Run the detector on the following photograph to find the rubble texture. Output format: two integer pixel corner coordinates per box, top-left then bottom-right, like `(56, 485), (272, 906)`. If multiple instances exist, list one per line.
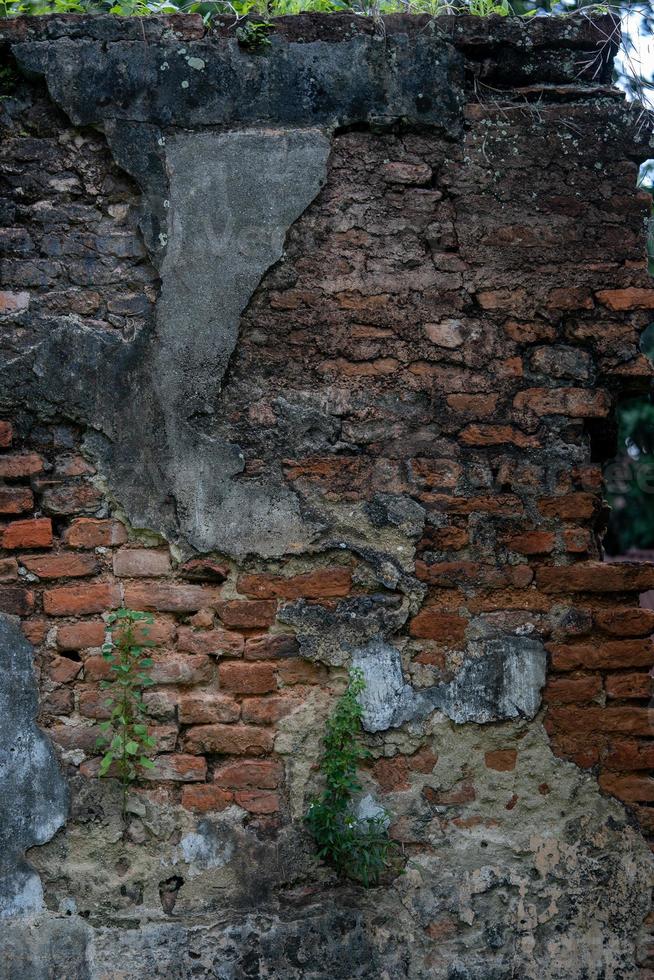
(0, 12), (654, 979)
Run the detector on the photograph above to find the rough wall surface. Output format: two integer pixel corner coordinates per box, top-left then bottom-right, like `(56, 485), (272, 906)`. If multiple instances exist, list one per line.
(1, 12), (654, 979)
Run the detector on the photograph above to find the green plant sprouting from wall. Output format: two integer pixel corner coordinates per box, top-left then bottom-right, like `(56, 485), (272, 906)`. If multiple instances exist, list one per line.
(96, 607), (157, 818)
(305, 667), (397, 887)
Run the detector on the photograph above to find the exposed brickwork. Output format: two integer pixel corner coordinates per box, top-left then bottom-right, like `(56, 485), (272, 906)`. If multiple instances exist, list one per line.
(1, 15), (654, 976)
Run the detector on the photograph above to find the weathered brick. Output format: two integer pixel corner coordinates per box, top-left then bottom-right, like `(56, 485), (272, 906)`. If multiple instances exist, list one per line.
(177, 626), (244, 657)
(504, 531), (555, 555)
(605, 673), (652, 700)
(183, 724), (273, 756)
(423, 781), (476, 805)
(604, 739), (654, 771)
(543, 675), (602, 703)
(219, 661), (277, 694)
(424, 320), (464, 348)
(277, 660), (328, 685)
(113, 548), (171, 577)
(0, 558), (18, 582)
(484, 749), (517, 772)
(178, 693), (240, 724)
(2, 517), (53, 549)
(0, 586), (34, 615)
(596, 288), (654, 310)
(181, 785), (234, 813)
(599, 772), (654, 803)
(216, 600), (277, 628)
(459, 425), (539, 448)
(546, 706), (654, 736)
(48, 655), (82, 684)
(409, 609), (467, 644)
(57, 620), (107, 650)
(41, 482), (103, 515)
(0, 452), (44, 477)
(180, 557), (230, 582)
(538, 563), (654, 594)
(234, 791), (280, 814)
(244, 633), (299, 661)
(142, 754), (207, 782)
(150, 654), (213, 686)
(43, 582), (121, 616)
(381, 161), (432, 185)
(214, 758), (282, 789)
(548, 640), (654, 671)
(241, 695), (298, 725)
(124, 582), (222, 613)
(0, 421), (12, 447)
(0, 487), (33, 514)
(63, 518), (127, 548)
(20, 553), (98, 579)
(514, 388), (610, 417)
(0, 290), (29, 314)
(594, 608), (654, 637)
(236, 567), (351, 600)
(537, 494), (597, 521)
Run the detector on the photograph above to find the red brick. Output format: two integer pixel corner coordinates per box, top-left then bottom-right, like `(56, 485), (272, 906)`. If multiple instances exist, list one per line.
(234, 791), (280, 814)
(219, 661), (277, 694)
(241, 695), (298, 725)
(216, 600), (277, 628)
(424, 527), (468, 550)
(21, 617), (47, 644)
(604, 739), (654, 770)
(459, 424), (539, 448)
(237, 567), (351, 600)
(594, 608), (654, 637)
(504, 531), (555, 555)
(214, 759), (282, 789)
(548, 640), (653, 671)
(543, 675), (602, 703)
(538, 563), (654, 594)
(177, 626), (243, 657)
(79, 688), (111, 719)
(596, 288), (654, 310)
(0, 421), (13, 447)
(277, 660), (328, 685)
(0, 452), (44, 477)
(20, 553), (98, 579)
(547, 287), (594, 310)
(48, 655), (82, 684)
(43, 582), (121, 616)
(150, 654), (212, 686)
(181, 785), (234, 813)
(446, 393), (497, 416)
(113, 548), (171, 577)
(605, 673), (652, 700)
(41, 483), (102, 515)
(484, 749), (517, 772)
(409, 458), (461, 489)
(563, 527), (592, 553)
(183, 724), (274, 756)
(81, 656), (111, 682)
(244, 633), (299, 660)
(0, 586), (34, 615)
(373, 756), (410, 792)
(142, 754), (206, 782)
(537, 494), (597, 520)
(547, 706), (654, 736)
(189, 608), (215, 629)
(514, 387), (610, 418)
(409, 609), (467, 644)
(0, 558), (17, 582)
(599, 772), (654, 803)
(476, 288), (527, 311)
(57, 620), (106, 650)
(124, 582), (222, 613)
(2, 517), (53, 549)
(178, 693), (240, 724)
(180, 558), (229, 582)
(0, 487), (33, 514)
(63, 518), (127, 548)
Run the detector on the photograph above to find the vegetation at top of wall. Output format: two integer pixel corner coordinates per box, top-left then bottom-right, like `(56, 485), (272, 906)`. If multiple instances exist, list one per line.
(96, 607), (157, 819)
(305, 667), (399, 887)
(0, 0), (618, 23)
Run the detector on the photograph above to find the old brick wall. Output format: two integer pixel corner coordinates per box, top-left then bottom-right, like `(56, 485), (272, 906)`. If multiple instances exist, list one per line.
(1, 12), (654, 979)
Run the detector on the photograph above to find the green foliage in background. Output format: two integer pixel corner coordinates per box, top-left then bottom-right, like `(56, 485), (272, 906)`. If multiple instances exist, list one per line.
(96, 608), (157, 818)
(605, 394), (654, 555)
(305, 667), (398, 887)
